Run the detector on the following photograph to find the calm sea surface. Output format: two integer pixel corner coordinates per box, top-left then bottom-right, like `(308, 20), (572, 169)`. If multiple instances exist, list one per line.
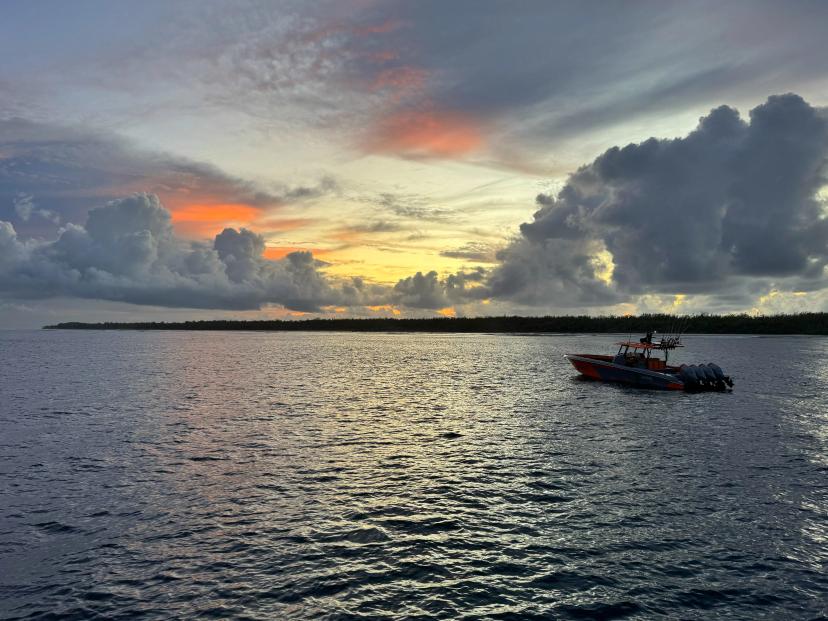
(0, 331), (826, 620)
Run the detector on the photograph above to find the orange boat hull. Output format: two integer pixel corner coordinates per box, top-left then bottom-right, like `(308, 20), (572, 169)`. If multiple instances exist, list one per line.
(566, 354), (685, 391)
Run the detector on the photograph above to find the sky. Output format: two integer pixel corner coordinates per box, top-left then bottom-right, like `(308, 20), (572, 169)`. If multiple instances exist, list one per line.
(1, 0), (828, 327)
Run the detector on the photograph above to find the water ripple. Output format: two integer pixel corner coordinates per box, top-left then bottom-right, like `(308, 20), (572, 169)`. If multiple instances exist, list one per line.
(1, 331), (826, 619)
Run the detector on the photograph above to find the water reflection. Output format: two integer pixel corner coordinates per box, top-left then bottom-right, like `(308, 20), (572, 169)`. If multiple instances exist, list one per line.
(1, 331), (826, 618)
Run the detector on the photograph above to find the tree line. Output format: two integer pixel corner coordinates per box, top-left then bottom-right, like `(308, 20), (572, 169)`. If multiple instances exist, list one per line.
(43, 313), (828, 334)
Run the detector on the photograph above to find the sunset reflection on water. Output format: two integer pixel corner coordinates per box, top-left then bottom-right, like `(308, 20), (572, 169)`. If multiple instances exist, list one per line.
(1, 331), (826, 618)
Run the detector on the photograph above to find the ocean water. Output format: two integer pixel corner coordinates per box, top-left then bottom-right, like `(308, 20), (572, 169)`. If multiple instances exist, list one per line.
(0, 330), (826, 620)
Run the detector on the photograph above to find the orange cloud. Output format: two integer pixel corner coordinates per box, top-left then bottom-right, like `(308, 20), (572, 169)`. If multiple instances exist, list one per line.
(368, 304), (401, 315)
(169, 202), (262, 236)
(437, 307), (457, 317)
(170, 203), (260, 223)
(367, 110), (484, 159)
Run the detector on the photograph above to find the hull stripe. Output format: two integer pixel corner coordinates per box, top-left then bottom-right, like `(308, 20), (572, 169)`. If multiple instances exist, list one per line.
(566, 355), (684, 391)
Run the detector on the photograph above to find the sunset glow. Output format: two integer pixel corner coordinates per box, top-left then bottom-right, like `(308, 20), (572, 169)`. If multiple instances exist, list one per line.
(1, 0), (827, 328)
(367, 110), (484, 158)
(3, 6), (828, 620)
(170, 203), (261, 236)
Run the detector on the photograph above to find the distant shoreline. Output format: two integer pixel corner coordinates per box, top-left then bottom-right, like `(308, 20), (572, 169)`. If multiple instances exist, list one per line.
(43, 313), (828, 335)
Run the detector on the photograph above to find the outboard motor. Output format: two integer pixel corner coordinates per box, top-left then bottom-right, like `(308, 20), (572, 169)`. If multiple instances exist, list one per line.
(699, 364), (716, 386)
(706, 363), (727, 391)
(707, 362), (725, 381)
(679, 364), (699, 390)
(690, 364), (707, 389)
(700, 364), (713, 389)
(679, 362), (734, 391)
(707, 362), (734, 389)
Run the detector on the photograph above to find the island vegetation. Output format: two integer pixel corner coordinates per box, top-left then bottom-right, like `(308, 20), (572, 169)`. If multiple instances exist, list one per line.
(43, 313), (828, 335)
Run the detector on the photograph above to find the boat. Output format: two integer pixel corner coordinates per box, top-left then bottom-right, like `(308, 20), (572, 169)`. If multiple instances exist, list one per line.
(565, 331), (733, 392)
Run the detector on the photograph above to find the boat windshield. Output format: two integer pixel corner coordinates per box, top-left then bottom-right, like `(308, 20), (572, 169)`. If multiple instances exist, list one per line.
(615, 339), (682, 365)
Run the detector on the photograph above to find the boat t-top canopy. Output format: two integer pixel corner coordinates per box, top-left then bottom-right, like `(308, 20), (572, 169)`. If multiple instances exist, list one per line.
(616, 340), (683, 350)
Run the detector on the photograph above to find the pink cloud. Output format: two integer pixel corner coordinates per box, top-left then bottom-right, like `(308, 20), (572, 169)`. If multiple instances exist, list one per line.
(365, 109), (485, 159)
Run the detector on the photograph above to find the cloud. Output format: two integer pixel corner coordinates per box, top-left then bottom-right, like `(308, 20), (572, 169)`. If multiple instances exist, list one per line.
(374, 192), (454, 221)
(439, 241), (499, 263)
(487, 236), (620, 307)
(4, 94), (827, 319)
(0, 193), (380, 312)
(356, 2), (828, 142)
(0, 189), (491, 316)
(392, 268), (487, 309)
(0, 118), (337, 239)
(365, 109), (484, 159)
(13, 193), (60, 224)
(283, 176), (340, 200)
(8, 1), (828, 182)
(369, 66), (429, 100)
(486, 94), (828, 307)
(140, 5), (417, 134)
(346, 220), (404, 234)
(391, 271), (447, 308)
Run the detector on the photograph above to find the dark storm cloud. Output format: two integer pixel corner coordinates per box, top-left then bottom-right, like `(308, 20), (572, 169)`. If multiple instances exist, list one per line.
(0, 193), (378, 312)
(487, 94), (828, 305)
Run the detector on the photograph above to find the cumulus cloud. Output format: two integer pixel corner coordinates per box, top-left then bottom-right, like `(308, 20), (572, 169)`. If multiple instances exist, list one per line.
(13, 193), (60, 225)
(0, 118), (336, 238)
(486, 94), (828, 307)
(0, 191), (490, 315)
(4, 95), (827, 318)
(0, 193), (380, 312)
(392, 268), (488, 309)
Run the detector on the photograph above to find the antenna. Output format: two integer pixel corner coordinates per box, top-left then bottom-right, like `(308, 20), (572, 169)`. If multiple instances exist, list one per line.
(676, 314), (691, 343)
